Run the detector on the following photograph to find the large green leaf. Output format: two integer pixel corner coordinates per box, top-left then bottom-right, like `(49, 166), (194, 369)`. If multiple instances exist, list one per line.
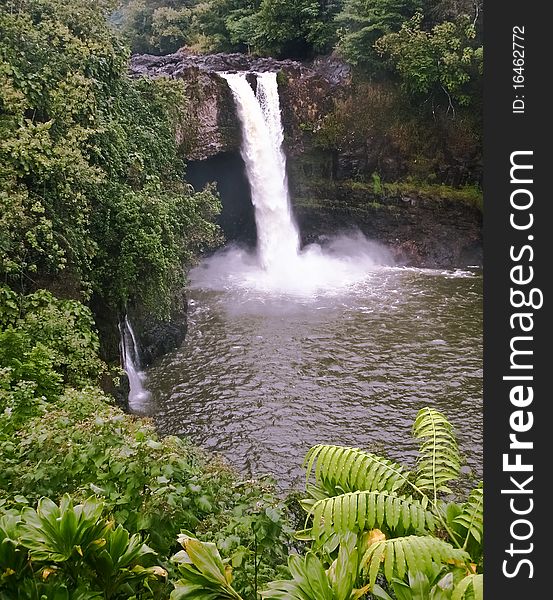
(362, 535), (470, 588)
(0, 513), (27, 574)
(412, 408), (461, 500)
(88, 524), (159, 592)
(304, 445), (410, 496)
(171, 536), (243, 599)
(308, 491), (435, 541)
(19, 495), (111, 562)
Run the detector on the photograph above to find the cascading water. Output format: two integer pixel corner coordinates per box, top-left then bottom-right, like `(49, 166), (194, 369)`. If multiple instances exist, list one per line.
(119, 316), (151, 411)
(220, 72), (300, 269)
(194, 71), (394, 295)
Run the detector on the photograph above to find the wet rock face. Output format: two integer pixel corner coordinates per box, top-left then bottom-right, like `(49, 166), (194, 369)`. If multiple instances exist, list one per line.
(93, 287), (188, 377)
(130, 51), (482, 270)
(137, 315), (188, 367)
(186, 152), (257, 246)
(174, 70), (241, 161)
(129, 51), (350, 162)
(126, 292), (188, 368)
(293, 189), (483, 269)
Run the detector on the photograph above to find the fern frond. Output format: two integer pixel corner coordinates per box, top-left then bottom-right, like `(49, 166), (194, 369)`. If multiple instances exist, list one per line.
(452, 574), (483, 600)
(454, 484), (483, 548)
(362, 535), (471, 588)
(309, 491), (435, 541)
(304, 444), (410, 496)
(412, 408), (461, 499)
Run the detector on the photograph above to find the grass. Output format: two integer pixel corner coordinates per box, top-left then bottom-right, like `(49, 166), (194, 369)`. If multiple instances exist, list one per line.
(382, 181), (483, 212)
(293, 177), (483, 213)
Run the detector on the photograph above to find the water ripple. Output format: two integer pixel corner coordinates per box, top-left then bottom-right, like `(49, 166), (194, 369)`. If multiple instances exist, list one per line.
(147, 268), (482, 490)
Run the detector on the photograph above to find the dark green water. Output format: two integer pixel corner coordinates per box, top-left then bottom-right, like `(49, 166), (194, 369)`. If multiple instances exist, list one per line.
(146, 265), (482, 490)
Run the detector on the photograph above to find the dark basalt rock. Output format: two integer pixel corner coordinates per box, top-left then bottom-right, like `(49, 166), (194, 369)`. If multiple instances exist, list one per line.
(292, 187), (482, 269)
(126, 292), (188, 368)
(306, 55), (352, 85)
(136, 313), (188, 367)
(129, 51), (347, 79)
(129, 51), (351, 163)
(92, 289), (188, 392)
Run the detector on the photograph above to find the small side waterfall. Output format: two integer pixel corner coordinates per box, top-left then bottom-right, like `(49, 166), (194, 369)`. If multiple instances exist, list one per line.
(119, 316), (151, 411)
(220, 72), (300, 270)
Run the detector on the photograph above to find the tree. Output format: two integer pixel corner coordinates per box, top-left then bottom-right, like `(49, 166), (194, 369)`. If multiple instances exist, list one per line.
(150, 5), (192, 53)
(190, 0), (340, 57)
(256, 0), (342, 57)
(335, 0), (422, 73)
(376, 13), (483, 111)
(0, 0), (221, 318)
(422, 0), (482, 26)
(188, 0), (259, 52)
(118, 0), (196, 54)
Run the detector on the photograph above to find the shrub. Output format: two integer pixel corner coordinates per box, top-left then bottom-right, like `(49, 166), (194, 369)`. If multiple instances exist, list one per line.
(6, 288), (104, 386)
(0, 494), (167, 598)
(0, 287), (105, 435)
(0, 386), (292, 575)
(171, 408), (484, 599)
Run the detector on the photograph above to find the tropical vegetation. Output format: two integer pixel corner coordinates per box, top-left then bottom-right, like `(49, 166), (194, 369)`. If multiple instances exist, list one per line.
(1, 388), (483, 598)
(168, 407), (484, 599)
(1, 0), (221, 320)
(1, 0), (483, 597)
(116, 0), (482, 109)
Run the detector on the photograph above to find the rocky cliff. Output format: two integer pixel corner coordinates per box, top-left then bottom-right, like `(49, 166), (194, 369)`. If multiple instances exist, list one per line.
(129, 52), (347, 161)
(129, 51), (482, 270)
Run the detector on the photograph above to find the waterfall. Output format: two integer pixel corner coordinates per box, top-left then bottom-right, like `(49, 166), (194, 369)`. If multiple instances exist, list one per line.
(195, 71), (393, 296)
(220, 72), (300, 270)
(119, 316), (151, 411)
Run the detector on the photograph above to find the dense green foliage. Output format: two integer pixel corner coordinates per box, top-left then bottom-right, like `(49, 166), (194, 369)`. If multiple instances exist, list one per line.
(0, 287), (102, 373)
(1, 0), (221, 319)
(0, 285), (105, 434)
(335, 0), (422, 72)
(0, 383), (292, 597)
(376, 13), (482, 109)
(0, 495), (167, 598)
(118, 0), (341, 57)
(163, 408), (484, 599)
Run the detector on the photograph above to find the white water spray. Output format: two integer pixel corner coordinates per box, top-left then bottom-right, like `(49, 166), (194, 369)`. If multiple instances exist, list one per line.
(119, 316), (151, 411)
(221, 72), (300, 269)
(195, 71), (394, 296)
